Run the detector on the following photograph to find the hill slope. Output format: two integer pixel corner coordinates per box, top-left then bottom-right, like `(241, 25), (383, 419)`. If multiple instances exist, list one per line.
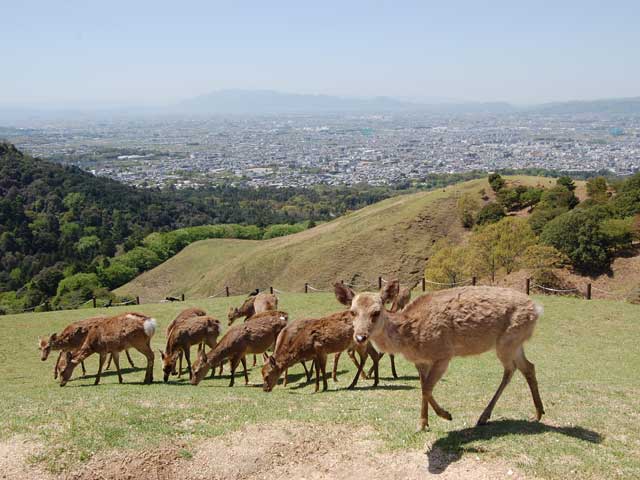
(119, 177), (548, 302)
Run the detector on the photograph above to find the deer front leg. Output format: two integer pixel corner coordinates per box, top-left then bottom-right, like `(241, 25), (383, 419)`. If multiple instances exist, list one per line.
(80, 360), (86, 377)
(347, 352), (364, 390)
(95, 352), (107, 385)
(111, 351), (123, 384)
(125, 349), (135, 368)
(105, 354), (112, 371)
(417, 360), (452, 431)
(183, 347), (193, 380)
(229, 356), (241, 387)
(313, 356), (321, 393)
(54, 352), (62, 379)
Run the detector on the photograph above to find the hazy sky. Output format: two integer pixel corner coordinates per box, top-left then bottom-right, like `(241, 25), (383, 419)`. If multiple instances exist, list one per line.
(2, 1), (639, 107)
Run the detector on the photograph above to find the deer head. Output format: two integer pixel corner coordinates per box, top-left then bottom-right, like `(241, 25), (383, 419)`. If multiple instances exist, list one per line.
(159, 350), (179, 383)
(261, 356), (280, 392)
(38, 334), (55, 361)
(58, 351), (77, 386)
(190, 349), (210, 385)
(335, 280), (399, 345)
(227, 307), (240, 326)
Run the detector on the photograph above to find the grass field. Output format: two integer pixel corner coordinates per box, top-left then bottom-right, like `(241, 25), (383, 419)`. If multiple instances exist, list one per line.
(1, 292), (638, 478)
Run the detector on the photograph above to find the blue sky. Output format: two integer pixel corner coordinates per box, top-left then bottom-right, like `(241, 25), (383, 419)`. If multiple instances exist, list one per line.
(2, 1), (639, 106)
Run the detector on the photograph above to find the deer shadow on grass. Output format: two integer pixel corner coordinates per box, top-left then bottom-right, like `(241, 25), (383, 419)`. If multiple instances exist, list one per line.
(427, 419), (603, 474)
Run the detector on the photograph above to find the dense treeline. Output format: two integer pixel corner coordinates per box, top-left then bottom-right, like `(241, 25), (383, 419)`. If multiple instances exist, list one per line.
(1, 142), (484, 313)
(443, 173), (640, 288)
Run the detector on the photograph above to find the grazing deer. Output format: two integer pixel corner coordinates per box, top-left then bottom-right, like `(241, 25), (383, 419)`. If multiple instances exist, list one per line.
(262, 312), (380, 393)
(191, 311), (288, 386)
(39, 316), (135, 379)
(335, 280), (545, 430)
(160, 315), (220, 382)
(165, 307), (208, 376)
(227, 292), (278, 326)
(59, 312), (157, 386)
(228, 292), (278, 366)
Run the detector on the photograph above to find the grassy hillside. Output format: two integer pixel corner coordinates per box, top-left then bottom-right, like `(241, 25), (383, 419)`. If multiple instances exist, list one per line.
(0, 293), (638, 478)
(118, 177), (556, 302)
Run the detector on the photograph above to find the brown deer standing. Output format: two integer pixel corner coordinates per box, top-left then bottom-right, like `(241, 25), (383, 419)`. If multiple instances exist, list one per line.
(39, 315), (135, 379)
(228, 292), (278, 366)
(59, 312), (157, 386)
(161, 315), (220, 382)
(372, 282), (412, 379)
(165, 307), (208, 376)
(335, 280), (545, 430)
(191, 311), (288, 386)
(262, 311), (380, 393)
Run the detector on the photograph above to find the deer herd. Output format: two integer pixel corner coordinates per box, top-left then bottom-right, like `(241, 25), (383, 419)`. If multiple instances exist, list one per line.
(38, 282), (545, 430)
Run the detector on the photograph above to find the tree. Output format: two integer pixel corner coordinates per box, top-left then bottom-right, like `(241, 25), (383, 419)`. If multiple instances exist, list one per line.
(488, 173), (506, 192)
(456, 193), (480, 228)
(586, 177), (608, 203)
(425, 241), (469, 287)
(556, 176), (576, 192)
(475, 202), (506, 226)
(468, 217), (536, 280)
(540, 208), (615, 273)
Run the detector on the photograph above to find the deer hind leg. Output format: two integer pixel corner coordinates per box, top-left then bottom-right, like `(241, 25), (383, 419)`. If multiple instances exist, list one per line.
(417, 360), (452, 431)
(125, 349), (135, 368)
(252, 354), (256, 367)
(332, 352), (341, 381)
(105, 354), (112, 371)
(514, 346), (545, 421)
(318, 354), (328, 391)
(389, 354), (398, 379)
(135, 341), (155, 384)
(367, 345), (380, 387)
(477, 346), (516, 426)
(301, 361), (311, 383)
(80, 360), (86, 377)
(347, 350), (365, 390)
(313, 356), (322, 392)
(367, 352), (382, 378)
(241, 356), (249, 385)
(177, 352), (183, 377)
(95, 352), (107, 386)
(111, 351), (124, 384)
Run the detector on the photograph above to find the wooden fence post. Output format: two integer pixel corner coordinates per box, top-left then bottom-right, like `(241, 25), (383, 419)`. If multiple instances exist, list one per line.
(421, 278), (426, 292)
(472, 276), (477, 286)
(225, 286), (230, 297)
(526, 278), (531, 295)
(270, 286), (274, 294)
(136, 296), (140, 305)
(92, 296), (97, 308)
(304, 283), (309, 293)
(181, 293), (185, 302)
(586, 283), (592, 300)
(378, 276), (382, 289)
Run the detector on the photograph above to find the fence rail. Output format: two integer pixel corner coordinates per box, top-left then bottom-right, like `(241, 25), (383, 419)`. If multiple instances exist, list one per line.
(4, 273), (636, 316)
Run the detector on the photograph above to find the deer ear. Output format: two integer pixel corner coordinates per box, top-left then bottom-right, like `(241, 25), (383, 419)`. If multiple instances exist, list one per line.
(380, 279), (399, 304)
(334, 282), (355, 306)
(268, 355), (276, 367)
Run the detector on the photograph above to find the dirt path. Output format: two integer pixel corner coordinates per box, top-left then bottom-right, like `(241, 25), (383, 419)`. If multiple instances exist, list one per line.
(1, 422), (526, 480)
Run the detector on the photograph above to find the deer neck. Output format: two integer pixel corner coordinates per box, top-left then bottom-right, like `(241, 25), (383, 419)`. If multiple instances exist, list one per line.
(370, 312), (406, 354)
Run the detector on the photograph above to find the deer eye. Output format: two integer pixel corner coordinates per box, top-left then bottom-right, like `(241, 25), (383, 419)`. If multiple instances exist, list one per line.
(349, 310), (356, 317)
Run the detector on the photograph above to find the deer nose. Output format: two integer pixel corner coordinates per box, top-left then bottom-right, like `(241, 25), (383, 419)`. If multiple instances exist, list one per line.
(355, 334), (368, 344)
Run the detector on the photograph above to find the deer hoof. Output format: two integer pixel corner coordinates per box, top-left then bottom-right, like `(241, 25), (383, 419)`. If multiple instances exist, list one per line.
(416, 419), (429, 432)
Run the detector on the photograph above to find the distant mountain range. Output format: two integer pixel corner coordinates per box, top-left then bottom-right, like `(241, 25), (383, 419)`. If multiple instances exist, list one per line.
(2, 91), (640, 123)
(172, 89), (515, 115)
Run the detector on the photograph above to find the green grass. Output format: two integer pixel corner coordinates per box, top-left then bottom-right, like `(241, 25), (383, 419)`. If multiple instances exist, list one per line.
(1, 293), (638, 478)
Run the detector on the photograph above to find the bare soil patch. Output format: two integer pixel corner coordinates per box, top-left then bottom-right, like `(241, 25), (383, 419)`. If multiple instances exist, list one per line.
(0, 422), (528, 480)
